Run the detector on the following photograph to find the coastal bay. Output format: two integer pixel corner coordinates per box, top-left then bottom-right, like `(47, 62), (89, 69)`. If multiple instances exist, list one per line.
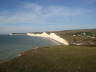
(0, 35), (60, 62)
(0, 29), (96, 72)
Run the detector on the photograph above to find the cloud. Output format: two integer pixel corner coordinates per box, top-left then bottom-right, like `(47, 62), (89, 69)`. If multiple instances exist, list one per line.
(84, 0), (96, 5)
(0, 3), (91, 25)
(1, 2), (95, 33)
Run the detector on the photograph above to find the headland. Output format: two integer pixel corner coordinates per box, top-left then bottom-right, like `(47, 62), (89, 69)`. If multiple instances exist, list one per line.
(1, 29), (96, 72)
(27, 32), (69, 45)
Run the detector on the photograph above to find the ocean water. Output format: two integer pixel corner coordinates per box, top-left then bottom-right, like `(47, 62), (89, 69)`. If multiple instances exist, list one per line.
(0, 35), (59, 62)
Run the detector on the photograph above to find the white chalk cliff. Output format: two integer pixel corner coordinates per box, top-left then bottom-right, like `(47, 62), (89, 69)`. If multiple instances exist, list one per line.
(27, 32), (69, 45)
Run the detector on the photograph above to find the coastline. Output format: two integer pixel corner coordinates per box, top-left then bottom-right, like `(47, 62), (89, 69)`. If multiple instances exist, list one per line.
(0, 45), (59, 64)
(27, 32), (69, 45)
(1, 45), (96, 72)
(34, 36), (62, 45)
(0, 36), (61, 63)
(0, 46), (39, 64)
(0, 29), (96, 72)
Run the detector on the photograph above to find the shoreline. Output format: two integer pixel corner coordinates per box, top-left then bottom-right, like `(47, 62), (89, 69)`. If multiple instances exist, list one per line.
(0, 36), (61, 63)
(1, 45), (96, 72)
(0, 45), (60, 64)
(0, 35), (61, 63)
(27, 32), (69, 45)
(34, 36), (62, 45)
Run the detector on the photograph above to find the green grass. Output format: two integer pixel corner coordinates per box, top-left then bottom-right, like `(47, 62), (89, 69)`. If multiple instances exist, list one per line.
(54, 29), (96, 39)
(0, 45), (96, 72)
(53, 29), (96, 45)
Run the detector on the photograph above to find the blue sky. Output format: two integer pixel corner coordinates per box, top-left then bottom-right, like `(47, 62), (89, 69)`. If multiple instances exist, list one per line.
(0, 0), (96, 34)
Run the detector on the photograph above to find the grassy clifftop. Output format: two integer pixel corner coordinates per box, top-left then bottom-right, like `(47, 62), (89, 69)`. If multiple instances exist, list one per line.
(0, 46), (96, 72)
(28, 29), (96, 46)
(53, 29), (96, 39)
(0, 29), (96, 72)
(53, 29), (96, 46)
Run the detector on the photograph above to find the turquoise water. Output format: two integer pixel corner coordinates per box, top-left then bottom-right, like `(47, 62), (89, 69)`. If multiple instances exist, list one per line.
(0, 35), (59, 62)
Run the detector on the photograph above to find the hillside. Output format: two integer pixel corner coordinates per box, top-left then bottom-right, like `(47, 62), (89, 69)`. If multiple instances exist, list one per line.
(0, 46), (96, 72)
(0, 29), (96, 72)
(28, 29), (96, 46)
(53, 29), (96, 46)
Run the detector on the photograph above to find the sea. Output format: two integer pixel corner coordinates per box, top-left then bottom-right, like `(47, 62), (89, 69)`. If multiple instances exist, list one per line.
(0, 35), (60, 62)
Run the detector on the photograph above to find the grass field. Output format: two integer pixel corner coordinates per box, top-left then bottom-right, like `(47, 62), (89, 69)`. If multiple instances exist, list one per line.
(54, 29), (96, 45)
(0, 45), (96, 72)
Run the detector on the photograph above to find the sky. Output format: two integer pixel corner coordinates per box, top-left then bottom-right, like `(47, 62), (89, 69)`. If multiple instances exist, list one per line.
(0, 0), (96, 34)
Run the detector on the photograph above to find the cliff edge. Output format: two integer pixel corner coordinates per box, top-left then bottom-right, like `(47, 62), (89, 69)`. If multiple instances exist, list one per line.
(27, 32), (69, 46)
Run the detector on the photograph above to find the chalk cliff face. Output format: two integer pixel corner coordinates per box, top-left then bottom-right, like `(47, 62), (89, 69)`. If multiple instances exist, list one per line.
(27, 32), (69, 45)
(49, 33), (69, 45)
